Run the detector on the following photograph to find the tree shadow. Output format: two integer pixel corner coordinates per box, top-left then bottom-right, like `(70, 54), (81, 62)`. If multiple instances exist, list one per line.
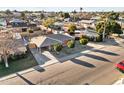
(92, 49), (119, 56)
(83, 54), (111, 62)
(71, 58), (96, 68)
(16, 73), (35, 85)
(33, 66), (45, 72)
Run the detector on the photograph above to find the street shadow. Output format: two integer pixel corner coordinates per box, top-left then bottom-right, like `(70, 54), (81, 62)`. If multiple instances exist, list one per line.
(71, 58), (96, 68)
(16, 73), (35, 85)
(84, 83), (90, 85)
(33, 66), (45, 72)
(83, 54), (111, 62)
(91, 49), (119, 56)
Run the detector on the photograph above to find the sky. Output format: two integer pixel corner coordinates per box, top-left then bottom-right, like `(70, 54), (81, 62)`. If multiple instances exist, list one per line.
(0, 7), (124, 12)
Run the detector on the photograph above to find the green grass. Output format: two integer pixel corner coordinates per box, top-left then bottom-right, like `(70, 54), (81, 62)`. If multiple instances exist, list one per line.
(0, 53), (38, 78)
(115, 68), (124, 74)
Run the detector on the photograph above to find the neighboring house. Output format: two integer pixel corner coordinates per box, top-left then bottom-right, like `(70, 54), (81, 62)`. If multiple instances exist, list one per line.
(90, 16), (101, 21)
(0, 32), (27, 57)
(79, 20), (96, 28)
(9, 18), (27, 27)
(74, 29), (98, 39)
(64, 18), (71, 22)
(0, 18), (7, 28)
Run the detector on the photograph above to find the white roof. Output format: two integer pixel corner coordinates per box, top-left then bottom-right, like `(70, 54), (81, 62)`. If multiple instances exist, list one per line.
(30, 34), (74, 48)
(30, 36), (60, 47)
(91, 16), (101, 20)
(80, 20), (95, 24)
(13, 33), (22, 39)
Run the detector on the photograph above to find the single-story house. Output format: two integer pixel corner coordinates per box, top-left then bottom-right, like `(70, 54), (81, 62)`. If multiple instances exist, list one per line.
(79, 20), (96, 28)
(29, 34), (74, 49)
(0, 18), (7, 28)
(9, 18), (27, 27)
(74, 29), (99, 40)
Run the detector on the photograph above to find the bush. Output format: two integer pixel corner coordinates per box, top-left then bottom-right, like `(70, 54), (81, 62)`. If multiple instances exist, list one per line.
(79, 38), (88, 45)
(28, 29), (34, 33)
(80, 35), (95, 41)
(53, 43), (62, 52)
(8, 53), (27, 62)
(67, 40), (75, 48)
(96, 35), (103, 42)
(80, 35), (88, 39)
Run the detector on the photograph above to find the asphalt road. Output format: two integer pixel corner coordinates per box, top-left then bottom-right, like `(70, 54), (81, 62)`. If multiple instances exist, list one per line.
(0, 41), (124, 85)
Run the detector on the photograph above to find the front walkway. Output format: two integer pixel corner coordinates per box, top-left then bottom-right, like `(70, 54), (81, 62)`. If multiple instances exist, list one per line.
(30, 48), (51, 65)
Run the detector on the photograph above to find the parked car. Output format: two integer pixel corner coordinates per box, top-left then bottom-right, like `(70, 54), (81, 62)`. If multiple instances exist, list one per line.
(116, 61), (124, 72)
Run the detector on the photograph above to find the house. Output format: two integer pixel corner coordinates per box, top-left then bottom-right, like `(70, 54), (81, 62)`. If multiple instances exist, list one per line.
(29, 34), (74, 49)
(79, 20), (96, 28)
(90, 16), (101, 21)
(74, 29), (98, 40)
(64, 18), (71, 22)
(0, 18), (7, 28)
(9, 18), (27, 27)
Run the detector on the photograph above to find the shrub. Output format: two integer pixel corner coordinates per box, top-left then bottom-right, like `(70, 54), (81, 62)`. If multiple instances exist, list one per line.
(96, 35), (103, 42)
(67, 40), (75, 48)
(79, 38), (88, 45)
(53, 43), (62, 52)
(28, 29), (34, 33)
(80, 35), (88, 39)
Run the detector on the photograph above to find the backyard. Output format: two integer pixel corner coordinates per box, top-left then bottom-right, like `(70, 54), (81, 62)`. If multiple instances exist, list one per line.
(0, 53), (38, 77)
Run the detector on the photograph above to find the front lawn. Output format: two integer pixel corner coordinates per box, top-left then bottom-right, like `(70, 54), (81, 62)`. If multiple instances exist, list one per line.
(0, 53), (38, 78)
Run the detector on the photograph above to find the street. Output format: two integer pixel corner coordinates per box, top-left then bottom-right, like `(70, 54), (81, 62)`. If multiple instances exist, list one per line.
(0, 40), (124, 85)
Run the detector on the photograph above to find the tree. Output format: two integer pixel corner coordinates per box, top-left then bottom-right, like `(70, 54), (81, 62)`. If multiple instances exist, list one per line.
(68, 24), (77, 34)
(96, 20), (122, 36)
(40, 13), (45, 19)
(79, 38), (88, 45)
(60, 12), (70, 18)
(80, 7), (83, 13)
(110, 21), (123, 35)
(5, 9), (12, 15)
(21, 12), (26, 20)
(67, 40), (75, 48)
(96, 21), (110, 35)
(53, 43), (62, 54)
(0, 32), (14, 67)
(43, 18), (55, 28)
(107, 12), (119, 20)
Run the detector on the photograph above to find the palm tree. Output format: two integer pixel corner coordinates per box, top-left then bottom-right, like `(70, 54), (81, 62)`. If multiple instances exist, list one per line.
(80, 7), (83, 13)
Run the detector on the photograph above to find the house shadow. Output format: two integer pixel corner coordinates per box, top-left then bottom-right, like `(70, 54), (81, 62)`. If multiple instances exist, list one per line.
(83, 54), (111, 62)
(70, 58), (96, 68)
(16, 73), (35, 85)
(91, 49), (119, 56)
(95, 38), (121, 46)
(33, 66), (45, 72)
